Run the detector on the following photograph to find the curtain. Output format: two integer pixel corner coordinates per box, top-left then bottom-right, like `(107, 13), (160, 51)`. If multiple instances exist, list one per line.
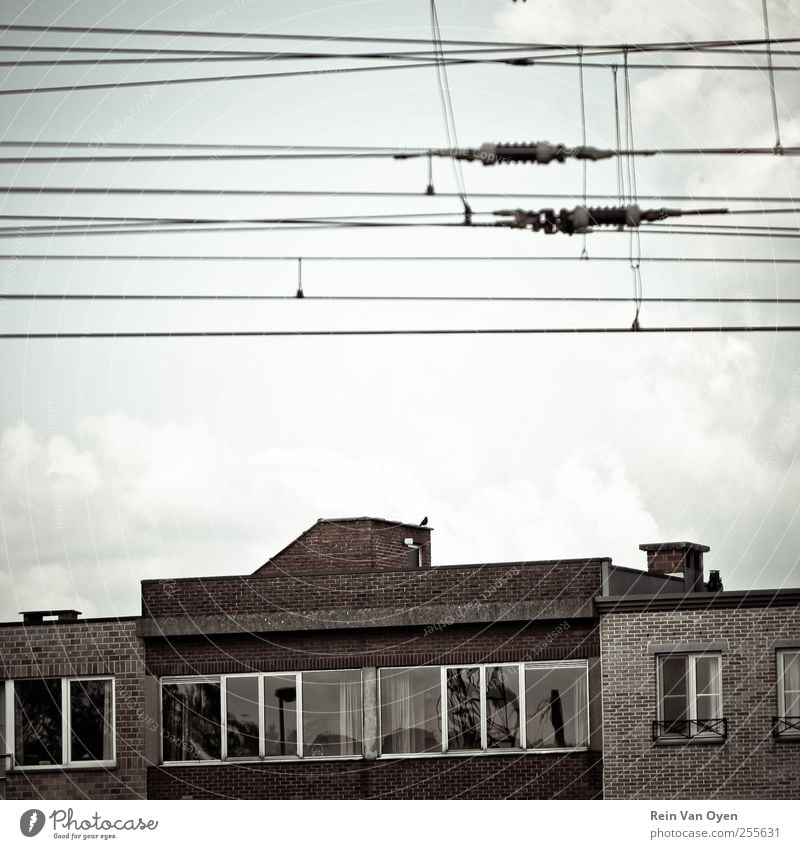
(570, 667), (589, 747)
(338, 676), (361, 755)
(387, 671), (413, 753)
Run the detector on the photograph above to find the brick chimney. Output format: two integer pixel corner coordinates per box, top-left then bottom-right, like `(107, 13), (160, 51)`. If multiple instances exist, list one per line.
(639, 541), (710, 593)
(255, 517), (432, 574)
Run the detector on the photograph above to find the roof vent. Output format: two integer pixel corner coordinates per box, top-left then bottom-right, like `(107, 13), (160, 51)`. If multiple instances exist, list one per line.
(21, 609), (81, 624)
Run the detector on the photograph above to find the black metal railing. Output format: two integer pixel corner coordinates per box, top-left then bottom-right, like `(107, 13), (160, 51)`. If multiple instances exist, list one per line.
(652, 718), (727, 741)
(772, 716), (800, 737)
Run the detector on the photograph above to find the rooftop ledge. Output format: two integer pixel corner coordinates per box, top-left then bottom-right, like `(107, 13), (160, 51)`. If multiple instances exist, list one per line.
(137, 597), (596, 638)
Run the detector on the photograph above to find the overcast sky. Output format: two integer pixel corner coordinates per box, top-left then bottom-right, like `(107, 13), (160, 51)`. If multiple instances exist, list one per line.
(1, 0), (799, 619)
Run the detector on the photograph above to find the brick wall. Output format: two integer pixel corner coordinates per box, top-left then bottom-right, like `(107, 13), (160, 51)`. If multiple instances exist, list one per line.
(148, 751), (602, 800)
(600, 605), (800, 799)
(255, 518), (432, 573)
(143, 559), (605, 620)
(0, 619), (147, 800)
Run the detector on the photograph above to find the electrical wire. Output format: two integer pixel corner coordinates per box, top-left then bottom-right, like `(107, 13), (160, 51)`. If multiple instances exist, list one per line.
(3, 326), (798, 339)
(3, 186), (800, 203)
(2, 254), (797, 263)
(3, 23), (799, 51)
(3, 293), (798, 304)
(2, 146), (797, 164)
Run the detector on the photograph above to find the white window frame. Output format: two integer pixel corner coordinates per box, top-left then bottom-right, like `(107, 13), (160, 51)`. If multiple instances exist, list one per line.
(377, 660), (589, 758)
(655, 652), (723, 740)
(160, 670), (360, 766)
(777, 649), (800, 737)
(4, 676), (116, 771)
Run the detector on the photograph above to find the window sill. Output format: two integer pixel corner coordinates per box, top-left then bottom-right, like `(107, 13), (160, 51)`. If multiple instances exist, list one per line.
(380, 747), (590, 760)
(10, 761), (117, 772)
(652, 735), (726, 747)
(159, 755), (363, 767)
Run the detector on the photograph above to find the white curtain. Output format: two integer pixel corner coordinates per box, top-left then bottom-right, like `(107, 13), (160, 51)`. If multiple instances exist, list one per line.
(570, 667), (589, 747)
(387, 671), (413, 753)
(338, 676), (361, 755)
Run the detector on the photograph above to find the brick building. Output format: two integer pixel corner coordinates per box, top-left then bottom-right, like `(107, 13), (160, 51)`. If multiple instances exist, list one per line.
(599, 543), (800, 800)
(1, 519), (798, 800)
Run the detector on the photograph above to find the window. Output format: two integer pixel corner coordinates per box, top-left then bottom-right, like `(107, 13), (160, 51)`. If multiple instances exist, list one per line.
(654, 653), (725, 741)
(776, 649), (800, 737)
(378, 661), (589, 756)
(379, 667), (441, 754)
(6, 677), (114, 768)
(162, 679), (221, 761)
(302, 670), (362, 757)
(525, 662), (588, 749)
(160, 671), (360, 763)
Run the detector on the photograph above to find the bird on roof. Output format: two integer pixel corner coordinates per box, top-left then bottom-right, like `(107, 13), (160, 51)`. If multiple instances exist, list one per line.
(419, 516), (428, 526)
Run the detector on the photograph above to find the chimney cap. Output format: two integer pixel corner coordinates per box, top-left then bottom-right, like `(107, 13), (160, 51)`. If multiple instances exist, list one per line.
(20, 609), (82, 623)
(639, 541), (710, 553)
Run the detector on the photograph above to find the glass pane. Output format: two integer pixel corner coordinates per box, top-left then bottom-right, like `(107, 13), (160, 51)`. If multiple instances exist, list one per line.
(162, 681), (221, 761)
(694, 656), (721, 719)
(486, 666), (520, 748)
(14, 679), (62, 766)
(302, 670), (361, 757)
(264, 675), (298, 757)
(226, 677), (259, 758)
(379, 667), (442, 754)
(446, 667), (481, 750)
(525, 665), (588, 749)
(659, 657), (688, 729)
(70, 680), (113, 762)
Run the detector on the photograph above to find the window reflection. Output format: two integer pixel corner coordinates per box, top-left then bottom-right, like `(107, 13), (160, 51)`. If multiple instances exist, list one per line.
(70, 679), (113, 762)
(162, 681), (221, 761)
(226, 676), (259, 758)
(14, 679), (62, 766)
(446, 667), (481, 750)
(486, 666), (520, 748)
(525, 664), (588, 749)
(264, 674), (298, 757)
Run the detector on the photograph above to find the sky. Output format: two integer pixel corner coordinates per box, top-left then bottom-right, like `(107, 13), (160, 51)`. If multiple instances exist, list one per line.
(1, 0), (799, 619)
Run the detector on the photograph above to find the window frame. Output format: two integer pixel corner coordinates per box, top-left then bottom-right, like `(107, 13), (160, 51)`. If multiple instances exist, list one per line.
(654, 652), (724, 742)
(160, 670), (360, 766)
(776, 648), (800, 739)
(4, 676), (116, 771)
(377, 660), (589, 759)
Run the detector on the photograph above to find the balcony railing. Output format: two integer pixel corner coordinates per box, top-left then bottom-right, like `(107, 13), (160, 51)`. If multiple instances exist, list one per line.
(652, 718), (727, 742)
(772, 716), (800, 737)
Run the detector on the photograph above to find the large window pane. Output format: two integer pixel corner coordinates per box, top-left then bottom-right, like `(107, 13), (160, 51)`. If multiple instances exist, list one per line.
(486, 666), (520, 748)
(695, 656), (721, 721)
(226, 676), (259, 758)
(446, 667), (481, 750)
(264, 674), (298, 757)
(525, 664), (588, 749)
(162, 681), (221, 761)
(379, 667), (442, 754)
(70, 680), (113, 762)
(14, 679), (62, 766)
(302, 670), (361, 757)
(659, 656), (689, 734)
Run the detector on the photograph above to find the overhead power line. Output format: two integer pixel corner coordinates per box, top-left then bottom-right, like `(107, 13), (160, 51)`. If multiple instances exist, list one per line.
(3, 186), (799, 204)
(3, 293), (798, 304)
(2, 254), (798, 264)
(1, 145), (797, 164)
(3, 22), (798, 51)
(3, 326), (798, 339)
